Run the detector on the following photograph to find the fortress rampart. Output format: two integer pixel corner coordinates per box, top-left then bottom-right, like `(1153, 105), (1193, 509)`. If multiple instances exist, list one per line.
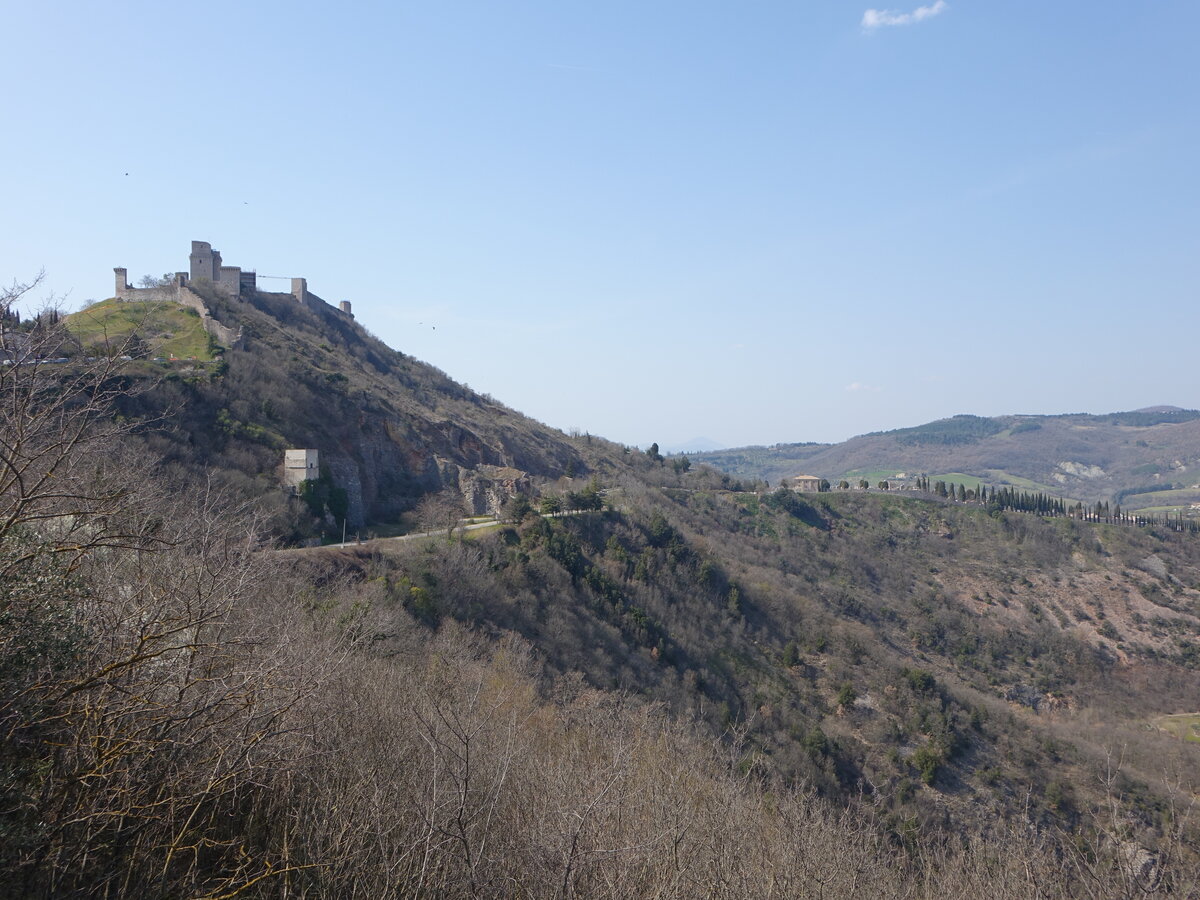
(112, 266), (242, 349)
(114, 240), (353, 322)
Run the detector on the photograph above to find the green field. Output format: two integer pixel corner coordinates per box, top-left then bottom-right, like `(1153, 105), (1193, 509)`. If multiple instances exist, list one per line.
(1154, 713), (1200, 743)
(66, 299), (214, 360)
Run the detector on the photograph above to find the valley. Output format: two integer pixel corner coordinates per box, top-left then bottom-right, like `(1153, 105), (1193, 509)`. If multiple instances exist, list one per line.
(691, 410), (1200, 518)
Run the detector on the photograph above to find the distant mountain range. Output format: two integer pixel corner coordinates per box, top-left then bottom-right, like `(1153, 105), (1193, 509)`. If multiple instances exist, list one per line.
(690, 408), (1200, 514)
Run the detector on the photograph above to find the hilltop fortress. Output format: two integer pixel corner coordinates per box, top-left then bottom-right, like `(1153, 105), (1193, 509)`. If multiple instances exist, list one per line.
(114, 240), (354, 321)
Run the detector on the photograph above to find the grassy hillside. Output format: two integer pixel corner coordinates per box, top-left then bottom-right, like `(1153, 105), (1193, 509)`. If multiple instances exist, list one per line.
(65, 298), (214, 360)
(1156, 713), (1200, 743)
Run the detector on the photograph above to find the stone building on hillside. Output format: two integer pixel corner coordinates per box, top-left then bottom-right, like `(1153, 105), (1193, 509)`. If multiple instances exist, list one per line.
(113, 240), (353, 318)
(187, 241), (257, 297)
(114, 241), (251, 302)
(283, 449), (320, 490)
(109, 240), (360, 350)
(787, 474), (823, 493)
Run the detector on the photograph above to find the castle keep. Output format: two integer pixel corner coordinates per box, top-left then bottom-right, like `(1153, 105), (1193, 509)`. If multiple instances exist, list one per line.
(186, 240), (257, 297)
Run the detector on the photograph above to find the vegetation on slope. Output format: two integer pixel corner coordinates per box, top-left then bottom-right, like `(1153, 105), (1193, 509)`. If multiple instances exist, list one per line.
(102, 282), (621, 536)
(5, 277), (1200, 896)
(64, 297), (215, 360)
(313, 475), (1200, 833)
(868, 414), (1005, 446)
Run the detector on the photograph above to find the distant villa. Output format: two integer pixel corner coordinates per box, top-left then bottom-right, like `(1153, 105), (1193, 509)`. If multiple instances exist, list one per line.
(787, 475), (822, 492)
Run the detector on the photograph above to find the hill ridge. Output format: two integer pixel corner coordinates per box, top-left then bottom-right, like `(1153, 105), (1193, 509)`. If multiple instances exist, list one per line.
(691, 407), (1200, 515)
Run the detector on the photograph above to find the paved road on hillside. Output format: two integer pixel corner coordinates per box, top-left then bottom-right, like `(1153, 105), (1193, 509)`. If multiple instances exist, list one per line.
(281, 510), (595, 553)
(327, 518), (501, 548)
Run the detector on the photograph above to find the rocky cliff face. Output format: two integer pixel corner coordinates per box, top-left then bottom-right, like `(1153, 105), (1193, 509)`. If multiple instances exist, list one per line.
(455, 464), (532, 516)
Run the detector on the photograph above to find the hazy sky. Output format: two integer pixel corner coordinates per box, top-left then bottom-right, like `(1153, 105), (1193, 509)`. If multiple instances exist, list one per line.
(3, 1), (1197, 448)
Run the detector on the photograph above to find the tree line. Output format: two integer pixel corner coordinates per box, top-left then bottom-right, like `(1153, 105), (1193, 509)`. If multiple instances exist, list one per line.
(836, 474), (1200, 534)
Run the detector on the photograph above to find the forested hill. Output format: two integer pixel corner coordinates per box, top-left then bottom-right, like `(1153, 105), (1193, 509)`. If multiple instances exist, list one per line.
(66, 282), (637, 537)
(7, 273), (1200, 895)
(692, 409), (1200, 514)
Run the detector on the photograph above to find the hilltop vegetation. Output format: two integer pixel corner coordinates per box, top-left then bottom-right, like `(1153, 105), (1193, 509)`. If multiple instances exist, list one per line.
(870, 413), (1005, 446)
(65, 297), (215, 360)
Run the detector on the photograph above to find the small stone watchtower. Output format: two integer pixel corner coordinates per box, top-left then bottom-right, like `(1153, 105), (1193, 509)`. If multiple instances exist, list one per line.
(283, 449), (320, 490)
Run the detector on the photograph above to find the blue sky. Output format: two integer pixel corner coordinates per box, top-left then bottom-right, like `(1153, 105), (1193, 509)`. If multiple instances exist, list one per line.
(3, 1), (1196, 448)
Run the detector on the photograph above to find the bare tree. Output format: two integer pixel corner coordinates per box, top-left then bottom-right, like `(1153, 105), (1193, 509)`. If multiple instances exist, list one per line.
(0, 276), (164, 568)
(415, 488), (467, 539)
(0, 276), (317, 897)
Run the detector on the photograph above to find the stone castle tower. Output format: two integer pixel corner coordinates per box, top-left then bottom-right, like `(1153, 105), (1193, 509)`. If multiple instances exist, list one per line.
(113, 240), (352, 319)
(188, 241), (256, 297)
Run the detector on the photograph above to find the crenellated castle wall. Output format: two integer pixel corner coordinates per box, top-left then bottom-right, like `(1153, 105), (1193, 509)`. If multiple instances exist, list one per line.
(112, 267), (242, 349)
(113, 240), (353, 350)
